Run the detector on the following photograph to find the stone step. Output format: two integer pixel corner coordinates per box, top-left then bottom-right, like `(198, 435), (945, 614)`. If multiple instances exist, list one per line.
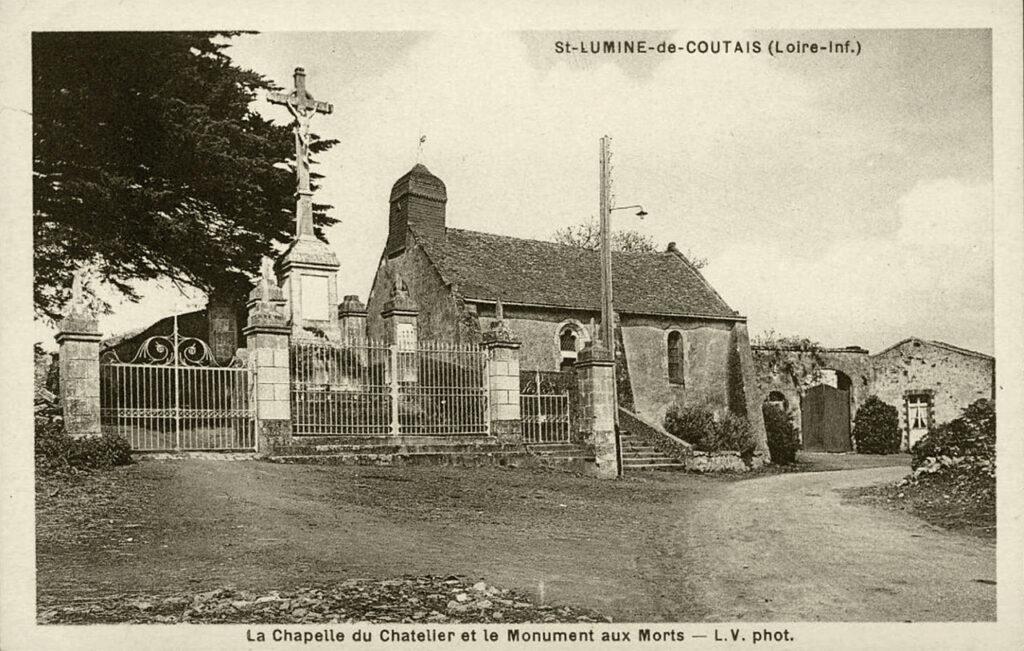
(286, 435), (496, 446)
(275, 442), (519, 456)
(266, 450), (526, 468)
(622, 461), (686, 471)
(622, 454), (679, 464)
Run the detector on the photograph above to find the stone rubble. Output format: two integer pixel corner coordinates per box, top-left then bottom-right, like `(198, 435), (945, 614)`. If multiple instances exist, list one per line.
(37, 575), (611, 625)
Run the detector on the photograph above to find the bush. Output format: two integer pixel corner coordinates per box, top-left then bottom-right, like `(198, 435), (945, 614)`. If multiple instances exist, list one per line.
(663, 405), (755, 457)
(35, 418), (133, 474)
(762, 403), (799, 464)
(852, 396), (901, 454)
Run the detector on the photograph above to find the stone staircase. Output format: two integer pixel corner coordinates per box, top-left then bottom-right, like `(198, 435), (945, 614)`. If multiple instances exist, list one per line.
(618, 430), (686, 472)
(265, 435), (526, 467)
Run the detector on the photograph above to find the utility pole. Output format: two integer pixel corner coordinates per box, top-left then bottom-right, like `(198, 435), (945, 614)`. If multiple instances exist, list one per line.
(599, 135), (614, 351)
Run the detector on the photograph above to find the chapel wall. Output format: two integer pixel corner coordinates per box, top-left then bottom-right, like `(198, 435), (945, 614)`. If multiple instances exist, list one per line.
(620, 318), (734, 426)
(365, 241), (480, 344)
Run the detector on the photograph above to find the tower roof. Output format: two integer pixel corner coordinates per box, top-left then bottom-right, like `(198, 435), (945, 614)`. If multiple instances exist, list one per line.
(390, 163), (447, 202)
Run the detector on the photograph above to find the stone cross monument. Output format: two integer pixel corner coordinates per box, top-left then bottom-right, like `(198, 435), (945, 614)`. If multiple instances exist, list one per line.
(268, 67), (342, 340)
(269, 67), (333, 239)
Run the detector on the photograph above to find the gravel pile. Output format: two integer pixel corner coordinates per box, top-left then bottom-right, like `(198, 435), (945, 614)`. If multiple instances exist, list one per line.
(38, 575), (611, 625)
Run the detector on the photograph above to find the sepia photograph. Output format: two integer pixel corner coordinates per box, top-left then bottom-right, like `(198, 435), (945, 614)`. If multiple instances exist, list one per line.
(3, 2), (1023, 649)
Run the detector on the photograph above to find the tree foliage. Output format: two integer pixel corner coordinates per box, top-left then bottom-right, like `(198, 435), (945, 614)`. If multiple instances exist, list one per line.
(752, 330), (827, 390)
(551, 219), (708, 268)
(33, 32), (338, 321)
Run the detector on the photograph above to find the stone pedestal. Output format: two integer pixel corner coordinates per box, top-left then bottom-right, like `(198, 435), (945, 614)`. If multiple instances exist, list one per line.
(338, 295), (368, 342)
(575, 342), (619, 479)
(277, 235), (342, 341)
(56, 312), (102, 439)
(381, 278), (419, 384)
(483, 319), (522, 444)
(245, 261), (292, 452)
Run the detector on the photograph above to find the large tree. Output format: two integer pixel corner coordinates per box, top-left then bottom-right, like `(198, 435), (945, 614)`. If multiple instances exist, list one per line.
(33, 32), (337, 321)
(551, 219), (708, 268)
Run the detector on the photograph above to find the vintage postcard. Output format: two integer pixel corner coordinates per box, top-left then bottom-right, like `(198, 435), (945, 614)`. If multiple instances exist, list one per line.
(2, 1), (1022, 649)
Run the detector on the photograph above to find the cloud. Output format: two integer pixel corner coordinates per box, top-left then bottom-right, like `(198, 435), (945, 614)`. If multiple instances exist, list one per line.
(705, 177), (992, 352)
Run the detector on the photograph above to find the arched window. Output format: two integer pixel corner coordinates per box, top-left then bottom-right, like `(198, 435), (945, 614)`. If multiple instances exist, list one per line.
(667, 331), (684, 384)
(559, 326), (580, 371)
(765, 391), (788, 413)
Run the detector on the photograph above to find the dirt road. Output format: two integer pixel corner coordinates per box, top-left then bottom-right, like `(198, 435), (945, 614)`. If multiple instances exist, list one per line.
(655, 466), (996, 621)
(37, 459), (995, 622)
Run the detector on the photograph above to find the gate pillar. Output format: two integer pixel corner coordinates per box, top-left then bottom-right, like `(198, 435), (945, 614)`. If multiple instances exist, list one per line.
(245, 259), (292, 453)
(575, 341), (618, 479)
(482, 302), (522, 443)
(56, 276), (102, 439)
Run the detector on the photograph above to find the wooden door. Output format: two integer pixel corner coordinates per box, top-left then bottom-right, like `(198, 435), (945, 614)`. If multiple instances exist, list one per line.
(801, 384), (852, 453)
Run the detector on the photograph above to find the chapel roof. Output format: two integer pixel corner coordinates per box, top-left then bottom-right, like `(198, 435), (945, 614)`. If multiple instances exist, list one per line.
(412, 227), (741, 319)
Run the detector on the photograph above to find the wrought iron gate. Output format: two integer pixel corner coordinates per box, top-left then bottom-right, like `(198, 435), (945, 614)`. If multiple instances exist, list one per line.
(290, 338), (488, 436)
(520, 370), (571, 444)
(100, 316), (255, 451)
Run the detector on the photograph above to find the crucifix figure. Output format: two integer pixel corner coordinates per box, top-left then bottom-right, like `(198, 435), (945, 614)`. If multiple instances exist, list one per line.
(268, 67), (333, 238)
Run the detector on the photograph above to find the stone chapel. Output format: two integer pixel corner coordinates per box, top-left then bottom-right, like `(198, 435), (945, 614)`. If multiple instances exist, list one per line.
(362, 163), (768, 447)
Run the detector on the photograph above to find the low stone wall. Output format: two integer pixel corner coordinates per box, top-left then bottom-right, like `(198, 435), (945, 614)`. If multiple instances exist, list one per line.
(686, 451), (749, 473)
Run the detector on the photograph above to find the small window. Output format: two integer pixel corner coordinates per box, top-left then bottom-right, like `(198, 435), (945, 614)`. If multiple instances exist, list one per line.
(559, 327), (579, 371)
(667, 331), (684, 384)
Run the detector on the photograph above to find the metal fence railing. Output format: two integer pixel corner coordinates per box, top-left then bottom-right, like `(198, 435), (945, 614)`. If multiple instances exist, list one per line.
(290, 338), (488, 437)
(520, 392), (571, 443)
(520, 370), (571, 444)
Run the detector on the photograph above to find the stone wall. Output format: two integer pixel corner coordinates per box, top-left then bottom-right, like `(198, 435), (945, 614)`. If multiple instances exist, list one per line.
(752, 346), (873, 435)
(871, 339), (994, 449)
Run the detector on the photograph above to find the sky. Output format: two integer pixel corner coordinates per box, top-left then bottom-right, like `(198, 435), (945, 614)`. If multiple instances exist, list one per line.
(46, 29), (993, 354)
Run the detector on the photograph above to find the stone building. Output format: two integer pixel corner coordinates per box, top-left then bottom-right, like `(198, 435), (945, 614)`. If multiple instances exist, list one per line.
(364, 163), (768, 449)
(871, 338), (995, 450)
(752, 337), (994, 452)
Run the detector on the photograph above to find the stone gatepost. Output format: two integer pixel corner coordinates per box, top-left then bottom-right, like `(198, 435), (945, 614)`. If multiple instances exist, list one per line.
(575, 341), (619, 479)
(381, 276), (419, 384)
(482, 302), (522, 443)
(244, 259), (292, 453)
(55, 276), (102, 439)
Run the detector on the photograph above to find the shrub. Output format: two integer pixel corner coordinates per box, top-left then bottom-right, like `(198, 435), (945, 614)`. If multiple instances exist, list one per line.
(912, 399), (995, 473)
(663, 405), (755, 457)
(717, 412), (756, 458)
(35, 418), (133, 474)
(852, 396), (901, 454)
(762, 403), (799, 464)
